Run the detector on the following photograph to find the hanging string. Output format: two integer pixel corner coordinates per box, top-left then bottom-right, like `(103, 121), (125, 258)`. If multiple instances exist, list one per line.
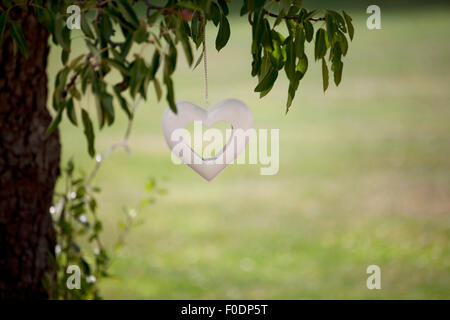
(202, 15), (209, 106)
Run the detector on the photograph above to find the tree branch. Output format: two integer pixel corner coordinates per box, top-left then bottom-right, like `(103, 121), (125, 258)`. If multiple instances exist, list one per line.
(62, 53), (93, 98)
(86, 97), (142, 187)
(263, 9), (326, 22)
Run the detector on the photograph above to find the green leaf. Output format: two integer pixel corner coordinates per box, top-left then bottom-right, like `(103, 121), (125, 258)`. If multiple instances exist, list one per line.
(164, 74), (176, 113)
(262, 19), (273, 52)
(117, 0), (139, 29)
(164, 43), (177, 76)
(81, 14), (94, 39)
(179, 30), (193, 66)
(113, 85), (132, 119)
(96, 14), (112, 58)
(304, 20), (314, 42)
(54, 17), (70, 51)
(258, 54), (272, 98)
(210, 3), (221, 26)
(101, 93), (115, 125)
(333, 59), (343, 86)
(191, 13), (203, 48)
(325, 13), (335, 46)
(314, 28), (327, 60)
(139, 72), (150, 100)
(80, 65), (90, 93)
(70, 85), (81, 101)
(153, 78), (162, 101)
(177, 1), (201, 11)
(81, 109), (96, 157)
(294, 26), (305, 57)
(94, 96), (105, 129)
(46, 106), (64, 135)
(328, 10), (347, 33)
(193, 51), (203, 69)
(285, 19), (296, 38)
(69, 54), (85, 70)
(104, 6), (136, 32)
(284, 36), (295, 81)
(252, 10), (264, 50)
(287, 3), (301, 17)
(218, 0), (229, 16)
(0, 11), (7, 45)
(149, 50), (161, 79)
(254, 68), (278, 93)
(9, 21), (29, 58)
(247, 0), (265, 11)
(53, 67), (70, 109)
(252, 48), (262, 76)
(129, 58), (147, 98)
(85, 39), (99, 57)
(61, 49), (69, 65)
(269, 31), (286, 70)
(240, 1), (248, 16)
(103, 58), (129, 76)
(134, 25), (149, 43)
(336, 30), (348, 56)
(121, 34), (133, 58)
(321, 57), (329, 92)
(343, 11), (354, 41)
(286, 76), (300, 113)
(215, 15), (230, 51)
(66, 99), (77, 126)
(332, 45), (343, 86)
(297, 54), (308, 74)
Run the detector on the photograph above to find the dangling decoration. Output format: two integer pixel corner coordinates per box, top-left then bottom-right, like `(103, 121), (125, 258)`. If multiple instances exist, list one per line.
(161, 16), (254, 181)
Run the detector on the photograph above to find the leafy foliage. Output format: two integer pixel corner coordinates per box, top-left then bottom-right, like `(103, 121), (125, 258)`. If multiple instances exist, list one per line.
(1, 0), (354, 157)
(45, 159), (164, 299)
(0, 1), (354, 298)
(245, 4), (354, 112)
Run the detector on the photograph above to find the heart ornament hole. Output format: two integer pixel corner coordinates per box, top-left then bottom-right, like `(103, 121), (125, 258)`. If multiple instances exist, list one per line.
(183, 121), (232, 160)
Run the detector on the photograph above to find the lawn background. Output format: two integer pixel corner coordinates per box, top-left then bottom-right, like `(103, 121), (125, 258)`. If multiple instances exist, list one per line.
(47, 1), (450, 298)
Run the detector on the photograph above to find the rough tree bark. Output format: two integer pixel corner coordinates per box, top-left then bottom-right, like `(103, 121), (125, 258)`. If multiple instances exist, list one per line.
(0, 7), (60, 298)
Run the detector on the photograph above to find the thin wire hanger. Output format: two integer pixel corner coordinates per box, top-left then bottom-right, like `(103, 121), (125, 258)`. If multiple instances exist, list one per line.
(202, 16), (209, 107)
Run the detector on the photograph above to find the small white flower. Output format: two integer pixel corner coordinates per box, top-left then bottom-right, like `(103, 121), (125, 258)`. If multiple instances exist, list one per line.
(55, 244), (61, 255)
(128, 209), (137, 219)
(95, 154), (102, 163)
(79, 215), (87, 224)
(69, 192), (76, 199)
(49, 206), (56, 215)
(86, 275), (96, 283)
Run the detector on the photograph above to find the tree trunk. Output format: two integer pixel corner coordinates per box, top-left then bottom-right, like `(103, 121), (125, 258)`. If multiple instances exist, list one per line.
(0, 7), (60, 299)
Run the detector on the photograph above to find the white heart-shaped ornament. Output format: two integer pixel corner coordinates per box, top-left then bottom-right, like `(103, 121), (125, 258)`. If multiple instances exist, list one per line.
(161, 99), (254, 181)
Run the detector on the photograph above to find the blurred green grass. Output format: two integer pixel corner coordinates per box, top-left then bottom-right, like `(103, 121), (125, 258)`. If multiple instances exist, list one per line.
(48, 7), (450, 299)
